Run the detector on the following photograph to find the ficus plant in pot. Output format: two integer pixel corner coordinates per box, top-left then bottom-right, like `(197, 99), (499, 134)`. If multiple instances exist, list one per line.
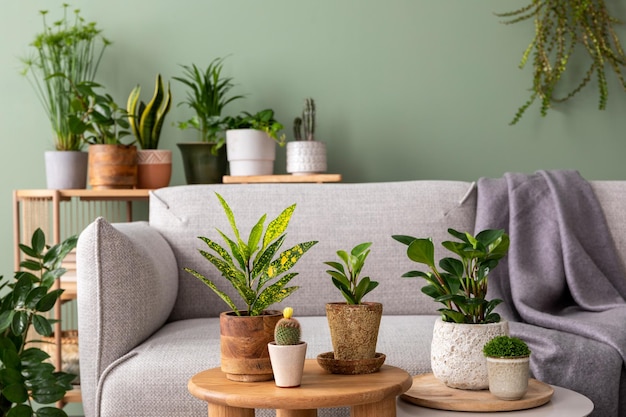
(392, 228), (511, 389)
(483, 335), (532, 400)
(322, 242), (384, 371)
(184, 192), (317, 381)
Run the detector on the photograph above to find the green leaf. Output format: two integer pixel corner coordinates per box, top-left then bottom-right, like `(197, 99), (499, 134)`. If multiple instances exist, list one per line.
(401, 270), (429, 278)
(263, 204), (295, 248)
(323, 261), (345, 275)
(183, 268), (239, 314)
(199, 236), (238, 270)
(1, 348), (21, 371)
(351, 242), (372, 257)
(36, 289), (64, 313)
(332, 278), (357, 304)
(36, 406), (68, 417)
(265, 241), (318, 278)
(26, 286), (49, 309)
(215, 193), (243, 244)
(0, 310), (14, 332)
(31, 385), (67, 404)
(247, 215), (266, 255)
(391, 235), (417, 246)
(439, 257), (464, 278)
(31, 228), (46, 255)
(439, 309), (466, 323)
(251, 235), (286, 280)
(11, 311), (28, 336)
(406, 238), (436, 267)
(21, 347), (51, 365)
(252, 273), (299, 314)
(7, 404), (32, 417)
(33, 314), (53, 336)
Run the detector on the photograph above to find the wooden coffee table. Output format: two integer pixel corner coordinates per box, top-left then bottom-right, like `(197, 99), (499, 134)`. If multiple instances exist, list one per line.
(188, 359), (412, 417)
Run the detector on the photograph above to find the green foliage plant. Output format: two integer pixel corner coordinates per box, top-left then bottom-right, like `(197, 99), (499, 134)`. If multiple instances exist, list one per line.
(274, 307), (301, 345)
(392, 229), (510, 324)
(324, 242), (379, 305)
(496, 1), (626, 125)
(127, 74), (172, 149)
(226, 109), (286, 146)
(21, 4), (110, 151)
(173, 57), (245, 153)
(293, 98), (316, 141)
(184, 193), (318, 316)
(483, 335), (531, 358)
(0, 228), (77, 417)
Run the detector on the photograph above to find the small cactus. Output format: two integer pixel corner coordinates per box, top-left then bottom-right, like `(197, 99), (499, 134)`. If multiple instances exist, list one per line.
(274, 307), (301, 345)
(302, 98), (315, 141)
(293, 117), (302, 141)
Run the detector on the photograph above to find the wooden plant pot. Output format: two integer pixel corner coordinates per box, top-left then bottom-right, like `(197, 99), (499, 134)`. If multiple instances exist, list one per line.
(268, 341), (307, 387)
(486, 356), (531, 400)
(88, 144), (137, 190)
(325, 302), (382, 361)
(220, 310), (282, 382)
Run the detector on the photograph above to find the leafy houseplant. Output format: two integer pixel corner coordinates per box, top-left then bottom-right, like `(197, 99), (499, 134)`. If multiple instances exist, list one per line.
(392, 228), (510, 324)
(483, 335), (532, 400)
(287, 98), (327, 175)
(496, 1), (626, 125)
(324, 242), (378, 305)
(483, 335), (531, 358)
(0, 228), (77, 417)
(226, 109), (286, 145)
(184, 192), (318, 316)
(21, 4), (110, 151)
(127, 73), (172, 150)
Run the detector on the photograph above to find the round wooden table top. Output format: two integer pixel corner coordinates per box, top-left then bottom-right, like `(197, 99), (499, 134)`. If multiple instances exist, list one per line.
(188, 359), (413, 410)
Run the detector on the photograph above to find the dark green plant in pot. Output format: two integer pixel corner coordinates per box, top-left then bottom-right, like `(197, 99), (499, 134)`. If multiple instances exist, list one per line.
(324, 242), (379, 305)
(392, 228), (509, 324)
(225, 109), (286, 145)
(483, 335), (531, 358)
(0, 228), (77, 417)
(184, 193), (318, 316)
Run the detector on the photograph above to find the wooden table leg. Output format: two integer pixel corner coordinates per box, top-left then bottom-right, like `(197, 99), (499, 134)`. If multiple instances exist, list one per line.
(208, 403), (255, 417)
(351, 396), (397, 417)
(276, 409), (317, 417)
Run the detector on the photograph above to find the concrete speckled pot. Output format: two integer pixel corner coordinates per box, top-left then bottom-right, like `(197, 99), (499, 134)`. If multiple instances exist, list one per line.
(431, 318), (509, 390)
(486, 356), (531, 400)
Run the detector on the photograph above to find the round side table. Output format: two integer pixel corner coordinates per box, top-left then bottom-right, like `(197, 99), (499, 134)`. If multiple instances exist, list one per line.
(396, 384), (594, 417)
(188, 359), (412, 417)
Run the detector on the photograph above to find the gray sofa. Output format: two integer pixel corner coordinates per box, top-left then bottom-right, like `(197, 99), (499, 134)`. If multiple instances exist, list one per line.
(76, 179), (626, 417)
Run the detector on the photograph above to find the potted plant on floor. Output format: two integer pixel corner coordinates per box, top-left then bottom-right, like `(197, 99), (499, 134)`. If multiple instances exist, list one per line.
(173, 57), (245, 184)
(184, 193), (318, 381)
(483, 335), (532, 400)
(268, 307), (307, 388)
(127, 73), (173, 189)
(0, 228), (77, 417)
(320, 242), (384, 374)
(392, 228), (510, 390)
(287, 98), (327, 175)
(225, 109), (286, 176)
(21, 4), (110, 189)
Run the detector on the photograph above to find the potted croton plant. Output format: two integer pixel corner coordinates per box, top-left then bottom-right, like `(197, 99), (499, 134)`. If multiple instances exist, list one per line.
(184, 193), (317, 382)
(392, 228), (510, 390)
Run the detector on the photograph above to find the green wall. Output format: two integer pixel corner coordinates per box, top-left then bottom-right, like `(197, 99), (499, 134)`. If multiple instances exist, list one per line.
(2, 1), (626, 279)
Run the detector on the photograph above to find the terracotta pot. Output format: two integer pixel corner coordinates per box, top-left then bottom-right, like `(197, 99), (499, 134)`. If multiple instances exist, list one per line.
(486, 356), (531, 400)
(44, 150), (88, 189)
(177, 142), (227, 184)
(431, 318), (509, 390)
(136, 149), (172, 189)
(325, 302), (382, 360)
(88, 144), (137, 190)
(226, 129), (276, 176)
(220, 310), (282, 382)
(268, 341), (307, 387)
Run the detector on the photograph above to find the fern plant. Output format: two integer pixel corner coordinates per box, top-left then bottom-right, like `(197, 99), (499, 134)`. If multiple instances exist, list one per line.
(184, 193), (318, 316)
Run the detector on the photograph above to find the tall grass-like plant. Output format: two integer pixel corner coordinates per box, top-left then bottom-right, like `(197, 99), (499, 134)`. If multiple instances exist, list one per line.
(21, 4), (110, 150)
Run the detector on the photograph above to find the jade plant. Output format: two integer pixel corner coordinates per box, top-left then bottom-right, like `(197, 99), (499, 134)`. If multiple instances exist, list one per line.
(184, 193), (318, 316)
(496, 1), (626, 125)
(274, 307), (301, 345)
(293, 98), (316, 141)
(0, 228), (77, 417)
(127, 73), (172, 149)
(483, 335), (531, 358)
(392, 229), (509, 324)
(324, 242), (379, 305)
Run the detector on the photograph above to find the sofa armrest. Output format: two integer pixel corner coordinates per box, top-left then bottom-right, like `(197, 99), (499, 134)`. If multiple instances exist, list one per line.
(76, 217), (178, 415)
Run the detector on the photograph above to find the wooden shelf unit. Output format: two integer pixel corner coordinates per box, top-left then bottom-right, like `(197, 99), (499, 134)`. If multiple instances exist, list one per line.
(223, 174), (342, 184)
(12, 189), (150, 405)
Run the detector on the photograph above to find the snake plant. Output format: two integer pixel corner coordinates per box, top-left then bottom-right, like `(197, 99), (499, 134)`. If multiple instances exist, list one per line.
(127, 73), (172, 149)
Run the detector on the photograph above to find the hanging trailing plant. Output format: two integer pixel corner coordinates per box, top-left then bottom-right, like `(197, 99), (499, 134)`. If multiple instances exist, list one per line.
(496, 1), (626, 125)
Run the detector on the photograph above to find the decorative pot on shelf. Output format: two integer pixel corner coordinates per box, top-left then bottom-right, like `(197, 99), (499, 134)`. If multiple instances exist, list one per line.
(45, 150), (88, 189)
(88, 144), (137, 190)
(136, 149), (172, 189)
(226, 129), (276, 176)
(431, 318), (509, 390)
(325, 302), (382, 361)
(177, 142), (227, 184)
(286, 141), (327, 175)
(486, 355), (531, 400)
(268, 342), (307, 388)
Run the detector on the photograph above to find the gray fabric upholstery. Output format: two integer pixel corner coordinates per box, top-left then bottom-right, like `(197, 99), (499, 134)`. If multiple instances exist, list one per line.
(76, 179), (626, 417)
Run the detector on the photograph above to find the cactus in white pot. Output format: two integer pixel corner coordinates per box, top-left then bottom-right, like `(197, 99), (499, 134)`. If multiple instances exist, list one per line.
(287, 97), (327, 175)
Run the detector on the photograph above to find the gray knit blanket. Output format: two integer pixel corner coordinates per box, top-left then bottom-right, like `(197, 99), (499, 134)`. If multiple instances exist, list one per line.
(475, 170), (626, 417)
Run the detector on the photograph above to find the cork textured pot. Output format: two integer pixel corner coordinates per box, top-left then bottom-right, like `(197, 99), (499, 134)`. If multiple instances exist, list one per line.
(325, 302), (383, 361)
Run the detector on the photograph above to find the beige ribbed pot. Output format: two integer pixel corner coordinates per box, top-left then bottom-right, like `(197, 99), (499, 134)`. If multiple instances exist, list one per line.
(268, 342), (308, 387)
(325, 302), (382, 360)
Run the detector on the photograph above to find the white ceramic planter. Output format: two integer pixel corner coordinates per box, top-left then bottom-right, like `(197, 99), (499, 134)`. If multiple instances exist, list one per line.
(268, 342), (307, 387)
(45, 150), (88, 189)
(431, 318), (509, 390)
(486, 356), (530, 400)
(286, 141), (327, 175)
(226, 129), (276, 176)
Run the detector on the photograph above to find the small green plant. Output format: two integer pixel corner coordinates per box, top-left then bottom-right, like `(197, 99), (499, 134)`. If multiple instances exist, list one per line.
(21, 4), (110, 151)
(274, 307), (301, 345)
(483, 335), (531, 358)
(392, 228), (509, 324)
(184, 193), (318, 316)
(127, 73), (172, 149)
(293, 98), (315, 141)
(173, 57), (245, 153)
(0, 228), (78, 417)
(226, 109), (286, 145)
(324, 242), (379, 305)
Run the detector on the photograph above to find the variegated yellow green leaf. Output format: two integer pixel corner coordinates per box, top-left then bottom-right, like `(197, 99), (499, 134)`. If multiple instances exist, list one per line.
(247, 215), (266, 255)
(251, 235), (286, 280)
(252, 273), (299, 314)
(183, 267), (239, 314)
(199, 236), (233, 265)
(216, 193), (243, 244)
(267, 241), (318, 277)
(263, 204), (295, 248)
(198, 250), (246, 287)
(216, 230), (246, 271)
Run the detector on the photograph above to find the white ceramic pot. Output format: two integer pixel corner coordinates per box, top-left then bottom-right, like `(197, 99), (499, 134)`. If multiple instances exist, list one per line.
(286, 141), (327, 175)
(226, 129), (276, 176)
(486, 356), (530, 400)
(431, 318), (509, 390)
(44, 150), (88, 189)
(268, 342), (307, 387)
